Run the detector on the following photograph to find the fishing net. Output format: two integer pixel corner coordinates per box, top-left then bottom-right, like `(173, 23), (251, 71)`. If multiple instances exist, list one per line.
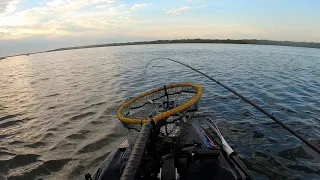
(117, 83), (203, 138)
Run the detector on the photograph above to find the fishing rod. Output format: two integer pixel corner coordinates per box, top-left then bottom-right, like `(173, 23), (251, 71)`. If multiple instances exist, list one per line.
(144, 58), (320, 154)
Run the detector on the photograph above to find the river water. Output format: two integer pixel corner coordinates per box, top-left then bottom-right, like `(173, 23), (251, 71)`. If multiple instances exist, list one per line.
(0, 44), (320, 180)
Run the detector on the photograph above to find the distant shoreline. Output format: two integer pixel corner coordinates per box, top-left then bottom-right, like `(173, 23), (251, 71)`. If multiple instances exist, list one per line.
(3, 39), (320, 58)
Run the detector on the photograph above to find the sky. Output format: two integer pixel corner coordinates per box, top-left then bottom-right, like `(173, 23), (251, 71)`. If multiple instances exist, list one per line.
(0, 0), (320, 56)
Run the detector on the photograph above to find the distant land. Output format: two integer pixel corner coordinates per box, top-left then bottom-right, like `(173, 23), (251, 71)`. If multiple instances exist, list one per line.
(46, 39), (320, 52)
(2, 39), (320, 58)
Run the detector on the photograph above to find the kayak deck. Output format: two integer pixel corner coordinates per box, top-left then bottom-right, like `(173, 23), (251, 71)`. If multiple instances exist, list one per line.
(89, 116), (243, 180)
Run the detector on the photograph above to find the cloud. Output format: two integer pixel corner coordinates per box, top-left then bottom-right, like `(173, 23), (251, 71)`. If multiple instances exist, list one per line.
(132, 3), (151, 10)
(96, 0), (116, 9)
(107, 0), (116, 3)
(0, 0), (21, 13)
(187, 0), (201, 2)
(92, 0), (115, 3)
(96, 4), (112, 9)
(0, 0), (132, 40)
(0, 0), (11, 12)
(196, 5), (207, 9)
(166, 5), (191, 15)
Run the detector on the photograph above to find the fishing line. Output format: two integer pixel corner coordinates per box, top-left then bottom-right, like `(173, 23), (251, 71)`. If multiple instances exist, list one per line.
(144, 57), (320, 154)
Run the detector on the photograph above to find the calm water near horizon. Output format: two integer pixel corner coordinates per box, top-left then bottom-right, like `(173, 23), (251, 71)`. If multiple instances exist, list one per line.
(0, 44), (320, 179)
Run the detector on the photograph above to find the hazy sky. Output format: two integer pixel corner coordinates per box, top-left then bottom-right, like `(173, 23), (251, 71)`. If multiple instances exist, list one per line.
(0, 0), (320, 56)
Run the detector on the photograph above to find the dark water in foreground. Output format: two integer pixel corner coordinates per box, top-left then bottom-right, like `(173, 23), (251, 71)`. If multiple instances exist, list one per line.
(0, 44), (320, 180)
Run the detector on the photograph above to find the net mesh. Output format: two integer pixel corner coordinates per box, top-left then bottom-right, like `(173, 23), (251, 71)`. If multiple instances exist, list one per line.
(119, 83), (202, 141)
(123, 85), (198, 121)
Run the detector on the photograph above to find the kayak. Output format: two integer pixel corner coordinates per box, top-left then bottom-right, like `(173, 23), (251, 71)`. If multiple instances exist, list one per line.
(84, 83), (255, 180)
(86, 116), (253, 180)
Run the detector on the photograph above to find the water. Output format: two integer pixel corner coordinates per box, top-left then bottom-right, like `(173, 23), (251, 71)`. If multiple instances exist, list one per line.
(0, 44), (319, 180)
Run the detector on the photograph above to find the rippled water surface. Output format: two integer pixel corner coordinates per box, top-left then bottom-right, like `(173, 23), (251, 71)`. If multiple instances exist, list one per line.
(1, 44), (320, 180)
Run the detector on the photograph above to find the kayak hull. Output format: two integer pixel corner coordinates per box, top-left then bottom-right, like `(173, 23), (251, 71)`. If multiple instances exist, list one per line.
(90, 116), (240, 180)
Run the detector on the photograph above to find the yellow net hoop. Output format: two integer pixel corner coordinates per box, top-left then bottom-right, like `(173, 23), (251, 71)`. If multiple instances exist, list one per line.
(117, 82), (203, 125)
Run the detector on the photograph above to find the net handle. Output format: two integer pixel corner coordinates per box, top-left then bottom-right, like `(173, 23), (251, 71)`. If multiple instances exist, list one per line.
(117, 83), (203, 125)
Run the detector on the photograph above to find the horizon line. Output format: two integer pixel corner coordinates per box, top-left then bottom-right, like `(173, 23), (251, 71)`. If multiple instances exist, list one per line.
(2, 38), (320, 58)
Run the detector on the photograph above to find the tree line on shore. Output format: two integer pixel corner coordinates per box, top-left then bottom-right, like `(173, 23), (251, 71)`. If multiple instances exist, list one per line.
(2, 39), (319, 58)
(47, 39), (320, 52)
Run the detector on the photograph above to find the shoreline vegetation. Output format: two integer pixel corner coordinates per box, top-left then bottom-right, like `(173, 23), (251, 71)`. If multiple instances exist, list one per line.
(2, 39), (320, 58)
